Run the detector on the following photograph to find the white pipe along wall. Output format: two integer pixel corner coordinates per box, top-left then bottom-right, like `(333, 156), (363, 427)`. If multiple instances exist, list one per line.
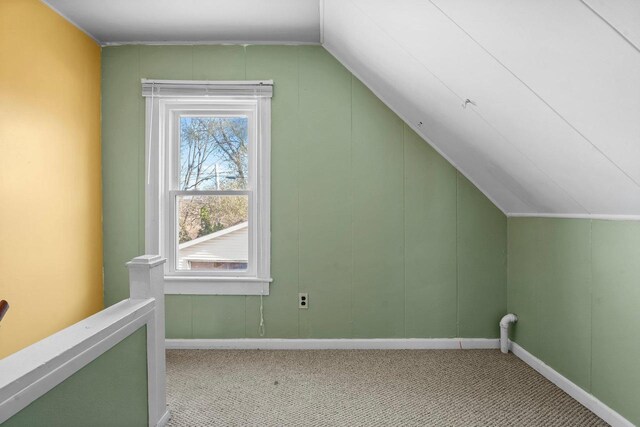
(500, 314), (518, 354)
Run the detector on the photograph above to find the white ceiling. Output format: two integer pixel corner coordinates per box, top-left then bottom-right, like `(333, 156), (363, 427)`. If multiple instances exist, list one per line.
(44, 0), (640, 217)
(43, 0), (321, 44)
(323, 0), (640, 217)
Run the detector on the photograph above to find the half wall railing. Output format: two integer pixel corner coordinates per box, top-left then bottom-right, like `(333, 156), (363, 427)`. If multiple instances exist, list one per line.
(0, 255), (169, 427)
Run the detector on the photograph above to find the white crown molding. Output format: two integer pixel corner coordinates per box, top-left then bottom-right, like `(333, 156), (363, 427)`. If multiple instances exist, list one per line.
(511, 342), (634, 427)
(508, 213), (640, 221)
(165, 338), (499, 350)
(102, 41), (321, 47)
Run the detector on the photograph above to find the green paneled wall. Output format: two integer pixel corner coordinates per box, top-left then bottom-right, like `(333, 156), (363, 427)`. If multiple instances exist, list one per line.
(101, 43), (637, 424)
(508, 218), (640, 425)
(403, 125), (457, 337)
(4, 327), (148, 427)
(591, 221), (640, 425)
(102, 45), (506, 339)
(457, 176), (507, 337)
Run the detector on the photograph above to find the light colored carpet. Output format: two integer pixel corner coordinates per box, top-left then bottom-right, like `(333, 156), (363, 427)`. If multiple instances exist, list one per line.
(166, 349), (607, 427)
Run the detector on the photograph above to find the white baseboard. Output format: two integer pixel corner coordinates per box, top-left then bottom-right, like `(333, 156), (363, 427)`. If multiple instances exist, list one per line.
(510, 342), (633, 427)
(165, 338), (499, 350)
(156, 410), (171, 427)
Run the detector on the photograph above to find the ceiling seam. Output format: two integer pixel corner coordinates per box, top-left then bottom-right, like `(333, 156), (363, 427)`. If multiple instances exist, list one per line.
(346, 0), (589, 214)
(578, 0), (640, 53)
(345, 2), (462, 104)
(429, 0), (640, 191)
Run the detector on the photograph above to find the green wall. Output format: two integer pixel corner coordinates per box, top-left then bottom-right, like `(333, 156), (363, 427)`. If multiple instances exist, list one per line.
(101, 45), (506, 339)
(508, 218), (640, 425)
(100, 42), (637, 424)
(4, 327), (148, 426)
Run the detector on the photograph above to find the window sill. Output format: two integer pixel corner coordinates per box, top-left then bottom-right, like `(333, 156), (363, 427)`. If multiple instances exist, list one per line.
(164, 276), (272, 295)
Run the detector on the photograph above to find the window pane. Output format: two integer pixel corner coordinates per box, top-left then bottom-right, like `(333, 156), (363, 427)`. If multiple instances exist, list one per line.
(179, 116), (248, 190)
(177, 195), (249, 271)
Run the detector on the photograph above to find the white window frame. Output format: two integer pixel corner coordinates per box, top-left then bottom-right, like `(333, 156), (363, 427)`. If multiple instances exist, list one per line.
(143, 80), (272, 295)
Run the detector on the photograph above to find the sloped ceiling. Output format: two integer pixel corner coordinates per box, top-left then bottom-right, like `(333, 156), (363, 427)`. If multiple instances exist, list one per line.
(44, 0), (640, 216)
(323, 0), (640, 217)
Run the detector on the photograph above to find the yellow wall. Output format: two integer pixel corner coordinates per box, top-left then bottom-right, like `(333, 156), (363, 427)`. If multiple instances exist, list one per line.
(0, 0), (103, 358)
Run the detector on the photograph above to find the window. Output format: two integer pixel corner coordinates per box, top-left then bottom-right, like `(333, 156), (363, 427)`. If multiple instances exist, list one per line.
(143, 80), (272, 295)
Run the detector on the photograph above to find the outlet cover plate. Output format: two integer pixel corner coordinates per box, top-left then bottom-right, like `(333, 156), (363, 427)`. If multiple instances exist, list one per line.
(298, 293), (308, 309)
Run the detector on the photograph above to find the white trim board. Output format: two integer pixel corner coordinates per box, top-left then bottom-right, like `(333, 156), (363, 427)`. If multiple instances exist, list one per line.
(103, 41), (322, 47)
(319, 0), (325, 44)
(157, 410), (171, 427)
(164, 280), (270, 295)
(508, 213), (640, 221)
(165, 338), (499, 350)
(510, 342), (634, 427)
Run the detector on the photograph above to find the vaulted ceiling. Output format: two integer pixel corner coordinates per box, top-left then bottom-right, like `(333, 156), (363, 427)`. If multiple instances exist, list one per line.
(44, 0), (640, 217)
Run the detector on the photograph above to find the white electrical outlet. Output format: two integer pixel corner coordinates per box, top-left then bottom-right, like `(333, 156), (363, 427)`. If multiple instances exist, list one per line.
(298, 293), (309, 309)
